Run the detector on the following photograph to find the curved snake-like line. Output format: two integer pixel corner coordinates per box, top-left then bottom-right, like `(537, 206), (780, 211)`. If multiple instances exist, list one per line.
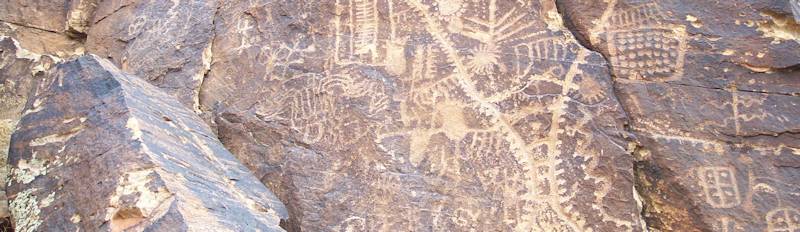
(402, 0), (586, 230)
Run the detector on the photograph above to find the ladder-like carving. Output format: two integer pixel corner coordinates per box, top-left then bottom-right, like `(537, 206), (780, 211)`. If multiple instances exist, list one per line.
(335, 0), (381, 64)
(352, 0), (379, 56)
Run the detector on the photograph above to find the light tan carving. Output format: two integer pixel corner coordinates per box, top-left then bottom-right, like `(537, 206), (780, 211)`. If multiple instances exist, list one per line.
(334, 0), (381, 64)
(201, 0), (643, 230)
(766, 207), (800, 232)
(337, 216), (366, 232)
(714, 216), (738, 232)
(233, 15), (256, 55)
(604, 2), (687, 81)
(698, 166), (741, 208)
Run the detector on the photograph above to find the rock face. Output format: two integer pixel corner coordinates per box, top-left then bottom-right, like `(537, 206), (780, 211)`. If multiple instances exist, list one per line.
(85, 0), (217, 110)
(557, 0), (800, 231)
(0, 0), (798, 231)
(0, 1), (70, 33)
(0, 22), (84, 58)
(0, 37), (56, 220)
(7, 55), (287, 231)
(200, 0), (643, 230)
(0, 0), (89, 57)
(0, 0), (94, 36)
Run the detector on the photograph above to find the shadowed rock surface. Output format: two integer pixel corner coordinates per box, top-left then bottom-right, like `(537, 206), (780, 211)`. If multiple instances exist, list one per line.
(0, 37), (57, 220)
(7, 55), (287, 232)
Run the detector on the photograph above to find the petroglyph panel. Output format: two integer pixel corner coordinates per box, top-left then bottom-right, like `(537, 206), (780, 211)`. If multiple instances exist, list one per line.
(568, 3), (800, 229)
(557, 3), (800, 231)
(0, 0), (798, 231)
(632, 133), (800, 231)
(200, 0), (642, 230)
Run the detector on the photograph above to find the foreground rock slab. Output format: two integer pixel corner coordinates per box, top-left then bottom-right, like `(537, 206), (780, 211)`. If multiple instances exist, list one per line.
(7, 55), (287, 231)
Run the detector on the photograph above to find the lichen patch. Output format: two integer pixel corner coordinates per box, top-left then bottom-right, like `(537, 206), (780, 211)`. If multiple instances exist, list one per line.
(9, 188), (43, 232)
(12, 158), (47, 184)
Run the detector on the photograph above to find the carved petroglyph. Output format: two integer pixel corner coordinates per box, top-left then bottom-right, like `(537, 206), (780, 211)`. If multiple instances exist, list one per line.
(606, 2), (667, 28)
(336, 216), (367, 232)
(398, 0), (634, 230)
(714, 217), (738, 232)
(603, 2), (687, 81)
(766, 207), (800, 232)
(198, 0), (641, 230)
(259, 40), (306, 81)
(281, 68), (390, 149)
(127, 16), (148, 38)
(456, 1), (537, 47)
(607, 28), (685, 79)
(452, 0), (547, 100)
(406, 100), (472, 166)
(284, 76), (336, 144)
(698, 166), (741, 208)
(729, 84), (742, 136)
(334, 0), (381, 64)
(385, 38), (408, 75)
(233, 15), (257, 55)
(435, 0), (466, 18)
(512, 36), (580, 79)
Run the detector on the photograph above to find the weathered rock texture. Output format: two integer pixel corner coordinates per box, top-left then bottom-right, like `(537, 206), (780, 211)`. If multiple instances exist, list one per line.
(0, 0), (798, 231)
(7, 55), (287, 231)
(0, 1), (70, 34)
(0, 37), (57, 219)
(85, 0), (217, 110)
(1, 0), (217, 109)
(0, 23), (84, 58)
(0, 1), (89, 57)
(200, 0), (643, 231)
(558, 0), (800, 231)
(0, 0), (95, 37)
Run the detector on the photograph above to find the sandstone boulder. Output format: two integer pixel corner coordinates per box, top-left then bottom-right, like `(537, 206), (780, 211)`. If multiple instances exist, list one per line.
(7, 55), (287, 231)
